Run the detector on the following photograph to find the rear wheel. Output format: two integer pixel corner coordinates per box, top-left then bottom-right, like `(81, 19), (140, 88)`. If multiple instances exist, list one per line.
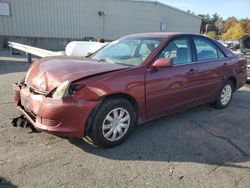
(89, 98), (136, 147)
(214, 80), (234, 109)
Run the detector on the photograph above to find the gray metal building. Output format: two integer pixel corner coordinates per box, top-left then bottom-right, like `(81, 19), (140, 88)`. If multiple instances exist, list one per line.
(0, 0), (201, 49)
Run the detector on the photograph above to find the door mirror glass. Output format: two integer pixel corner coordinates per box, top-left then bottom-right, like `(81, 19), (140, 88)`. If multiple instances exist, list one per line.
(152, 58), (173, 68)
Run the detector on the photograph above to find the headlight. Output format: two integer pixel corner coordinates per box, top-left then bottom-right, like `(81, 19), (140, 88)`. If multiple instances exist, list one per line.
(52, 80), (71, 100)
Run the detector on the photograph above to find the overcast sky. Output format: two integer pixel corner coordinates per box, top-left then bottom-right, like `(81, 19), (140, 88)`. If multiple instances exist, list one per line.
(159, 0), (249, 19)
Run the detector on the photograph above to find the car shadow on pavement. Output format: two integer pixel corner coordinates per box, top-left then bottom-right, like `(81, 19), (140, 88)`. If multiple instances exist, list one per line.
(0, 177), (17, 188)
(69, 90), (250, 169)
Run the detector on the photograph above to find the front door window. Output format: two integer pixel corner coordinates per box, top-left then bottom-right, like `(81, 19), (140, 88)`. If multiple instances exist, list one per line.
(159, 37), (193, 65)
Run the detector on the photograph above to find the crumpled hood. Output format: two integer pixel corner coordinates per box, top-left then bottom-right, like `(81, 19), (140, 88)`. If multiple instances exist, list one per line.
(26, 56), (129, 92)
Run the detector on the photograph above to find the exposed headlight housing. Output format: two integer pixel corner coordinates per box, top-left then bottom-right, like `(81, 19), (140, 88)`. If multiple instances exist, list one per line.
(50, 81), (85, 99)
(52, 80), (71, 100)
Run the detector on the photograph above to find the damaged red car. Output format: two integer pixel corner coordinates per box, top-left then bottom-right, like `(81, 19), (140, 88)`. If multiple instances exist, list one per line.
(12, 33), (247, 147)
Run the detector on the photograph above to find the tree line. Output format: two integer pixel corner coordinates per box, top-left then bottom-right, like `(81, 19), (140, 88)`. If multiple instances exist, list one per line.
(198, 13), (250, 41)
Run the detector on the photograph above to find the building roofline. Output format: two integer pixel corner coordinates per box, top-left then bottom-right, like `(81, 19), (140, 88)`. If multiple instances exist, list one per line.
(129, 0), (201, 19)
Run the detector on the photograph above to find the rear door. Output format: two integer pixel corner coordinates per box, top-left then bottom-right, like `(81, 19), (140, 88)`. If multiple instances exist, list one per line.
(192, 37), (229, 101)
(145, 37), (200, 118)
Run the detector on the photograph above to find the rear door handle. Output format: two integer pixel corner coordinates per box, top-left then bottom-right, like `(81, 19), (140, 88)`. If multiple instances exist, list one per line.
(187, 68), (196, 74)
(223, 62), (229, 66)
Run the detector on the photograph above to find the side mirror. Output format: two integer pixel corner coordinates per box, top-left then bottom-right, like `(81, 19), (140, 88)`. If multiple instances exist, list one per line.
(152, 58), (173, 68)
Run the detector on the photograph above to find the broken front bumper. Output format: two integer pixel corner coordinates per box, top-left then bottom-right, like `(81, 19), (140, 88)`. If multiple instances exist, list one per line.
(12, 83), (98, 138)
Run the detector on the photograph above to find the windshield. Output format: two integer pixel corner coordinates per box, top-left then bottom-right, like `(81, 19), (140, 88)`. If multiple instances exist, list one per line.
(91, 38), (163, 66)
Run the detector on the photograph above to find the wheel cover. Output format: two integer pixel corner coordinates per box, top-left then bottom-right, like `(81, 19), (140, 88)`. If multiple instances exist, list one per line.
(102, 108), (130, 142)
(220, 84), (232, 106)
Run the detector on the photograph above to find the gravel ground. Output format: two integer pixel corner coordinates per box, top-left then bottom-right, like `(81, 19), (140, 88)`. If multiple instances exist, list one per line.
(0, 53), (250, 188)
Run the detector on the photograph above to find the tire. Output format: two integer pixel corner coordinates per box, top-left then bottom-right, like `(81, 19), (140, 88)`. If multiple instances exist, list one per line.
(89, 98), (136, 147)
(214, 80), (234, 109)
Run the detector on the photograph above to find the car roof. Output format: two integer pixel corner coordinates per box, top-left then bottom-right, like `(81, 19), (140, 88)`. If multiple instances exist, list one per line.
(122, 32), (202, 39)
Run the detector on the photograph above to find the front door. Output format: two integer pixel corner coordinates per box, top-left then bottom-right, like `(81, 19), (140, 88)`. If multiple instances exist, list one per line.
(145, 37), (199, 118)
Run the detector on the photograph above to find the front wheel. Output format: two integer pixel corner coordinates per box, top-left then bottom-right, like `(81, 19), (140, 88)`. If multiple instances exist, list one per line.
(214, 80), (234, 109)
(89, 98), (136, 147)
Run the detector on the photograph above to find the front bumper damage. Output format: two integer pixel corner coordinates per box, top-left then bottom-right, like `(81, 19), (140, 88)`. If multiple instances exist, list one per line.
(12, 83), (98, 138)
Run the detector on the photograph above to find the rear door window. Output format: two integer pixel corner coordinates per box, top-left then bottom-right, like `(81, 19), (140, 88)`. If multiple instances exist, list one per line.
(193, 37), (225, 61)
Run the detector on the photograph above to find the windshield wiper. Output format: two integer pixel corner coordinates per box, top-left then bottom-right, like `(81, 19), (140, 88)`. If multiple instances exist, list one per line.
(98, 58), (106, 62)
(113, 61), (136, 67)
(98, 58), (134, 67)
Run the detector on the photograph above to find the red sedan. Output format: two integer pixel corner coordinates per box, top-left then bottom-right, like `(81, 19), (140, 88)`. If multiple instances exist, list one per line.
(12, 33), (247, 147)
